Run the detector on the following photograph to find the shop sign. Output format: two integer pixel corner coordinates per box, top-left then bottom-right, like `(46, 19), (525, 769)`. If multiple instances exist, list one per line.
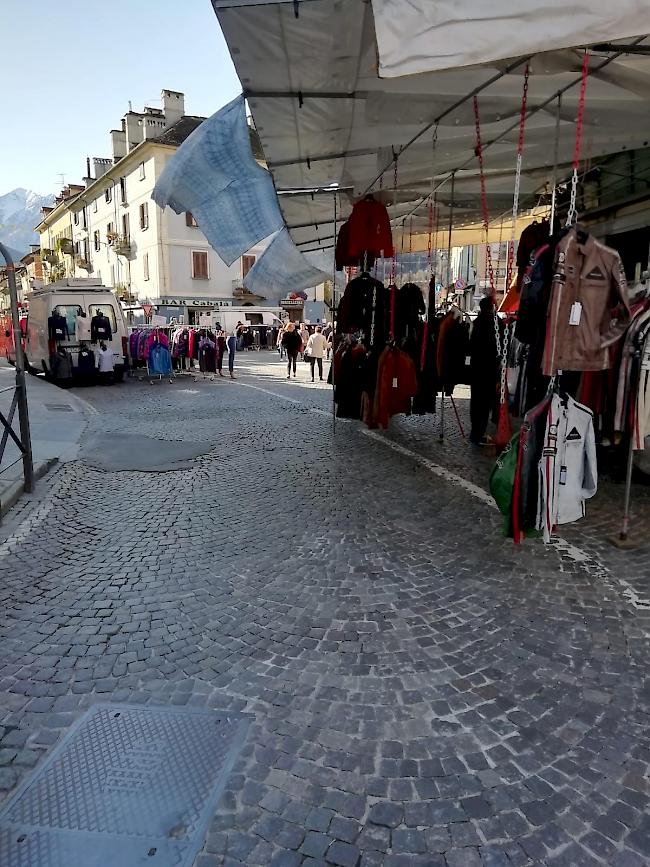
(280, 299), (305, 308)
(142, 303), (153, 318)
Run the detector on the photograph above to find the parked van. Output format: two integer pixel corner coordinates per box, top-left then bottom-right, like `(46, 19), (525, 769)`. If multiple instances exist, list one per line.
(20, 280), (129, 383)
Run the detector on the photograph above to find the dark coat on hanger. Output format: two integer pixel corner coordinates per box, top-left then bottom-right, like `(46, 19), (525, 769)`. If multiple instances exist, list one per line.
(337, 274), (389, 349)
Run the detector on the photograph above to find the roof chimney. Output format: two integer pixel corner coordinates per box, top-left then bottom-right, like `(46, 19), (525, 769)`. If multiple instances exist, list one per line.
(162, 89), (185, 129)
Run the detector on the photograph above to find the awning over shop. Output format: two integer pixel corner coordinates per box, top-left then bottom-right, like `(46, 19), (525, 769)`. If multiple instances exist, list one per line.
(371, 0), (648, 75)
(211, 0), (650, 260)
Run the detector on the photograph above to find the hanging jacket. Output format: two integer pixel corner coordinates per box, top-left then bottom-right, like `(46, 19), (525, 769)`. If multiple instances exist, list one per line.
(542, 228), (630, 376)
(76, 346), (96, 374)
(515, 243), (553, 345)
(632, 317), (650, 450)
(90, 313), (112, 343)
(48, 313), (69, 342)
(337, 274), (389, 349)
(98, 347), (115, 373)
(347, 197), (394, 259)
(372, 345), (418, 429)
(395, 282), (425, 340)
(536, 392), (597, 542)
(282, 329), (302, 355)
(513, 393), (552, 541)
(148, 342), (172, 376)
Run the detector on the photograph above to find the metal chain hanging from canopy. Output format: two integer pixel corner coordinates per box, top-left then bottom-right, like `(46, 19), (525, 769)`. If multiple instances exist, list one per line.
(566, 51), (590, 226)
(505, 63), (531, 292)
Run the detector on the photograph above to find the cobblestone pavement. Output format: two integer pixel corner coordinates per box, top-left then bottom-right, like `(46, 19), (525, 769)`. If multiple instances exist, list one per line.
(1, 353), (650, 867)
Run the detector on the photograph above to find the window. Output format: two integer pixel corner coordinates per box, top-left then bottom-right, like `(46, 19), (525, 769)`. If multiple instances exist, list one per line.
(73, 211), (79, 226)
(105, 186), (112, 204)
(82, 207), (87, 230)
(139, 162), (146, 180)
(139, 202), (149, 230)
(93, 230), (100, 251)
(121, 213), (130, 239)
(83, 239), (90, 261)
(73, 241), (80, 256)
(143, 253), (149, 281)
(242, 254), (256, 278)
(88, 303), (117, 332)
(191, 250), (209, 279)
(119, 177), (127, 204)
(107, 222), (115, 243)
(186, 211), (198, 227)
(110, 265), (115, 285)
(93, 198), (98, 213)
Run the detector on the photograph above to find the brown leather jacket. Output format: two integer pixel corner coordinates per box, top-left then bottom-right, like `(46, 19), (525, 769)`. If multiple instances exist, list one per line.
(542, 229), (629, 375)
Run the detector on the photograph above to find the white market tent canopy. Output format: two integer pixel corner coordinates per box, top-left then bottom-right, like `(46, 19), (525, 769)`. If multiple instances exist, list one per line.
(211, 0), (650, 256)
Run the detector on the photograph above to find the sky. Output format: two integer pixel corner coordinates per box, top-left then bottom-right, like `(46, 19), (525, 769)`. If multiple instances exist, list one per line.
(1, 0), (242, 196)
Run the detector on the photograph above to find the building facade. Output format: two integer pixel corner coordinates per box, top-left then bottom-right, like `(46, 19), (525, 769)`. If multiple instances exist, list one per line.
(35, 90), (267, 324)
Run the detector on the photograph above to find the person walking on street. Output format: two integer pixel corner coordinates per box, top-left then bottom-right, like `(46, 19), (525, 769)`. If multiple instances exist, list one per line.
(227, 327), (238, 379)
(282, 322), (302, 379)
(469, 296), (501, 445)
(277, 324), (286, 359)
(306, 326), (327, 382)
(299, 322), (310, 360)
(216, 330), (227, 377)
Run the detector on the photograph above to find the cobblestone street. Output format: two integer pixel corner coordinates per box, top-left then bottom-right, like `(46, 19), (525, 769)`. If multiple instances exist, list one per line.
(1, 354), (650, 867)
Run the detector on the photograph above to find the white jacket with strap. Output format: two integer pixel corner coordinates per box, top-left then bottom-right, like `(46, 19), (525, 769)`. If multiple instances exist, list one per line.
(536, 393), (597, 542)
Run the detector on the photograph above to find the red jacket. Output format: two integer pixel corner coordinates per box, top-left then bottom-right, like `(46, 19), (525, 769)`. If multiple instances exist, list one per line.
(347, 198), (394, 259)
(372, 345), (418, 429)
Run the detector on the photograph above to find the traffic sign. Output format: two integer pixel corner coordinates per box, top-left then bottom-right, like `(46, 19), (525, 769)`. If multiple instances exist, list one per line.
(455, 278), (467, 290)
(142, 303), (153, 318)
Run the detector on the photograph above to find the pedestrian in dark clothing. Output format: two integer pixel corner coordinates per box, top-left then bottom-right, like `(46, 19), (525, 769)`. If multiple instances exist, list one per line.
(282, 322), (302, 379)
(469, 296), (501, 445)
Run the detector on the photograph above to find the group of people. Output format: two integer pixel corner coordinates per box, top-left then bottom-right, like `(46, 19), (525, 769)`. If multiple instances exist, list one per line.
(278, 321), (332, 381)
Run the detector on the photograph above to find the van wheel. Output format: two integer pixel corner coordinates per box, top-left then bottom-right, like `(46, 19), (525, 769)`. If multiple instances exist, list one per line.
(26, 362), (39, 376)
(113, 366), (125, 383)
(42, 361), (52, 381)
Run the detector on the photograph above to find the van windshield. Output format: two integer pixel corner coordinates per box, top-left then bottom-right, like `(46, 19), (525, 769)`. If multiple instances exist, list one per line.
(88, 304), (117, 332)
(53, 305), (82, 339)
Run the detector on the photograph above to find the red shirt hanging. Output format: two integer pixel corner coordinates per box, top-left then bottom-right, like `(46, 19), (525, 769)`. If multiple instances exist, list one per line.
(347, 197), (394, 259)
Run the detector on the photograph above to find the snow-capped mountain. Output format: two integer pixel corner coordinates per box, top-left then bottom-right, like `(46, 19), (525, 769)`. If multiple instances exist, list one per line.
(0, 188), (55, 260)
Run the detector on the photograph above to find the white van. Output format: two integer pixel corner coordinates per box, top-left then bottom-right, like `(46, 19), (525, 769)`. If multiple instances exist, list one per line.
(24, 279), (129, 383)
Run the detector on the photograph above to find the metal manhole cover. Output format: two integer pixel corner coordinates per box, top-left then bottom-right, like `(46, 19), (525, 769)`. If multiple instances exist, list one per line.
(0, 703), (250, 867)
(45, 404), (74, 412)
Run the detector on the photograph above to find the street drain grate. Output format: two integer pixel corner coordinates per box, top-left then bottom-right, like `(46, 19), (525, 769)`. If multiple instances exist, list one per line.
(0, 703), (250, 867)
(44, 404), (74, 412)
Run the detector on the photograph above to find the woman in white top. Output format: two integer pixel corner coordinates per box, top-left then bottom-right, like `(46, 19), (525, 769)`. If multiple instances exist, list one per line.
(305, 326), (327, 382)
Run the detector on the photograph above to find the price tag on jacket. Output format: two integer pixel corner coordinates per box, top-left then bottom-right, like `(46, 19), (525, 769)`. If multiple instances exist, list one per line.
(569, 302), (582, 326)
(392, 377), (398, 388)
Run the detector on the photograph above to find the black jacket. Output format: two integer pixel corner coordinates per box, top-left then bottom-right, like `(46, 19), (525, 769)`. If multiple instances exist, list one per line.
(282, 330), (302, 355)
(91, 314), (112, 343)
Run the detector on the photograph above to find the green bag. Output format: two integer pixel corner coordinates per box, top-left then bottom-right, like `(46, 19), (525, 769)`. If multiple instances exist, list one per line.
(489, 431), (520, 536)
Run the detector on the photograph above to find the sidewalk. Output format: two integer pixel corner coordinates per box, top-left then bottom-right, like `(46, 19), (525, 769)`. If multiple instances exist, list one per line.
(0, 361), (90, 514)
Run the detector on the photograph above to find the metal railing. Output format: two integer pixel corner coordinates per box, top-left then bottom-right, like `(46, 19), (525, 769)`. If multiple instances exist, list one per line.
(0, 242), (34, 500)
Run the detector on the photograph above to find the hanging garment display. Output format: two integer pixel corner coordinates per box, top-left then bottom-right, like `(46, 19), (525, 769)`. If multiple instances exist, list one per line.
(76, 345), (96, 377)
(198, 336), (217, 373)
(346, 196), (394, 260)
(630, 317), (650, 450)
(48, 313), (69, 342)
(436, 308), (470, 394)
(148, 342), (173, 376)
(512, 394), (553, 542)
(371, 345), (419, 430)
(614, 301), (650, 441)
(395, 282), (425, 341)
(337, 273), (389, 349)
(49, 349), (73, 380)
(536, 392), (598, 542)
(90, 312), (112, 343)
(515, 219), (550, 290)
(542, 227), (630, 376)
